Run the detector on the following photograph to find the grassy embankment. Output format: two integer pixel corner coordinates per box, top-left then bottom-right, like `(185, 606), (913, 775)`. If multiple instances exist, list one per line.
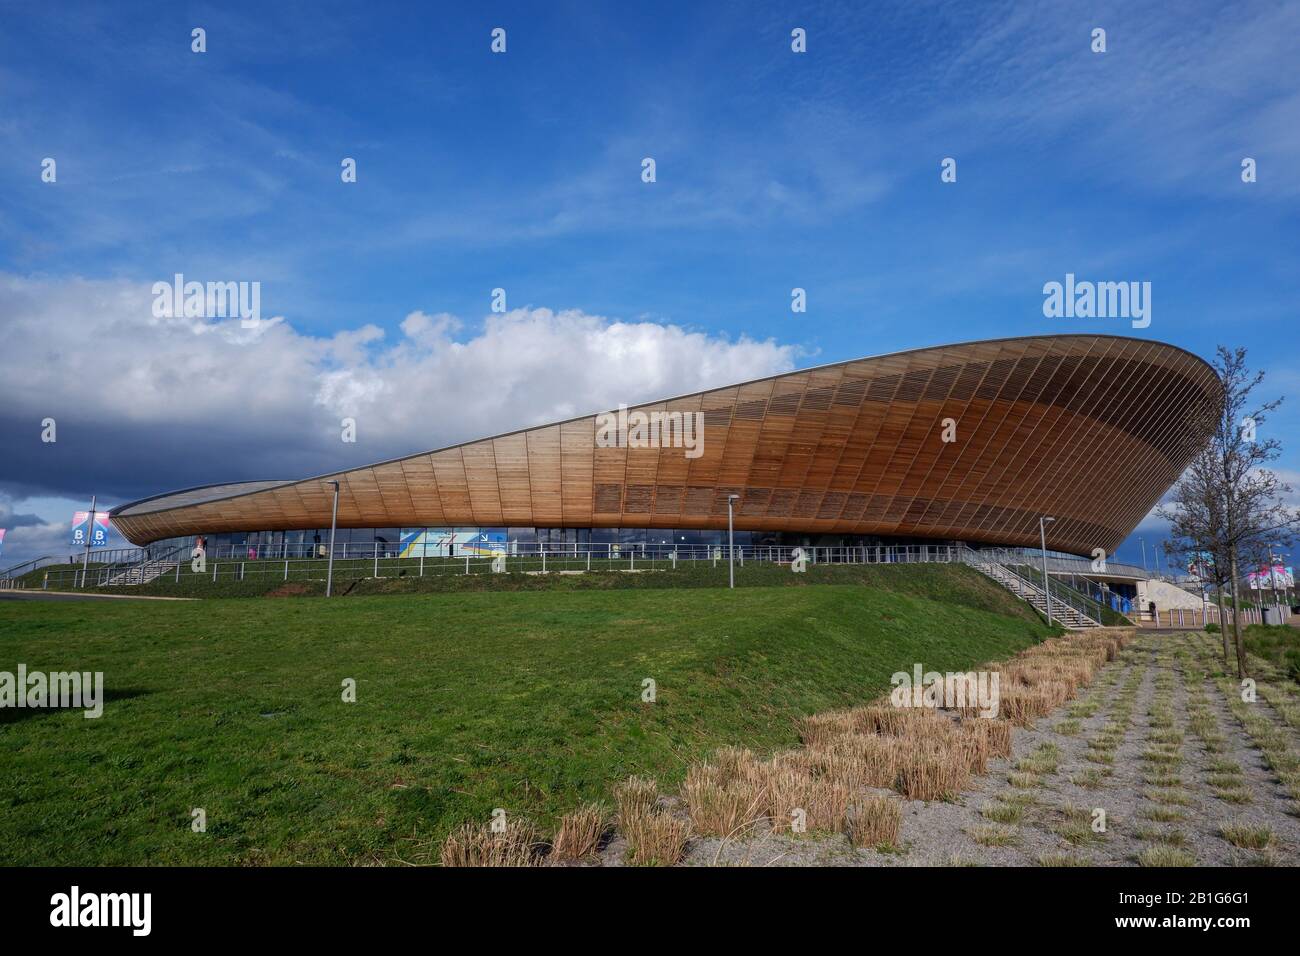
(0, 564), (1053, 864)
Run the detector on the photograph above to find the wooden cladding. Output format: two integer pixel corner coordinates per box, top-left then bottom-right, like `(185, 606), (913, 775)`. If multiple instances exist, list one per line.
(110, 335), (1222, 557)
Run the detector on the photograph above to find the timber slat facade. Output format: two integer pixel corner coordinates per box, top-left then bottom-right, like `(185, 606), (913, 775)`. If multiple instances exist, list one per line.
(109, 334), (1223, 556)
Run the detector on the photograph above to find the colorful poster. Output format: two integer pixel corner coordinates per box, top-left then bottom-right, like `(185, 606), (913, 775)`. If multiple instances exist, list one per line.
(71, 511), (90, 547)
(1186, 550), (1215, 583)
(400, 530), (507, 557)
(463, 532), (507, 556)
(71, 511), (110, 548)
(399, 529), (422, 557)
(1248, 565), (1295, 589)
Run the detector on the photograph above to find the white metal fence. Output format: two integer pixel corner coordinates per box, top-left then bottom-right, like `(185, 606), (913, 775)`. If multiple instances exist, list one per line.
(24, 542), (969, 590)
(11, 539), (1296, 630)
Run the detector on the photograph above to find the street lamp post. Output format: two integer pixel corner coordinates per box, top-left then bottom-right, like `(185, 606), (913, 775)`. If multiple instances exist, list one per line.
(1281, 554), (1293, 615)
(1266, 545), (1279, 618)
(325, 480), (340, 597)
(727, 494), (740, 589)
(1039, 516), (1056, 626)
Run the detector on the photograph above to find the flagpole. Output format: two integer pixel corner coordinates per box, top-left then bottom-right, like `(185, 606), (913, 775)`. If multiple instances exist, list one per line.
(80, 495), (96, 588)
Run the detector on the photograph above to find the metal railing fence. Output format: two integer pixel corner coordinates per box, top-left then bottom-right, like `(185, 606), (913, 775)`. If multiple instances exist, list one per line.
(29, 541), (973, 590)
(180, 540), (972, 563)
(1000, 560), (1112, 625)
(23, 539), (1282, 619)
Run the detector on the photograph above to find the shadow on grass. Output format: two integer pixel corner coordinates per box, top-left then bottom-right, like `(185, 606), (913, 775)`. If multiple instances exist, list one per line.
(0, 687), (149, 724)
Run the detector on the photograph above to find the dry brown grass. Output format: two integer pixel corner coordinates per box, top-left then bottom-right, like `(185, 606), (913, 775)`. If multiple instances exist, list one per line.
(806, 732), (901, 788)
(992, 686), (1037, 727)
(971, 718), (1014, 759)
(623, 812), (691, 866)
(763, 764), (853, 832)
(856, 704), (921, 736)
(955, 722), (991, 773)
(995, 684), (1071, 727)
(550, 803), (609, 861)
(896, 743), (971, 801)
(671, 628), (1134, 845)
(1003, 658), (1096, 691)
(440, 820), (542, 867)
(797, 710), (858, 747)
(612, 775), (693, 866)
(682, 760), (768, 837)
(714, 745), (758, 779)
(844, 796), (903, 848)
(614, 775), (660, 827)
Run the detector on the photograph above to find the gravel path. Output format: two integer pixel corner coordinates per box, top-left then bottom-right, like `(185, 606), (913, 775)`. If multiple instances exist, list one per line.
(601, 632), (1300, 867)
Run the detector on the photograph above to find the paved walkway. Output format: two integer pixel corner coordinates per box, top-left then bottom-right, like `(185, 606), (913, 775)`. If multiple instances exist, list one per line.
(0, 590), (196, 602)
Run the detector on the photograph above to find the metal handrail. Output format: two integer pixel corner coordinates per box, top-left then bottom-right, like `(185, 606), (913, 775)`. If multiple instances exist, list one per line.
(28, 540), (1123, 601)
(1000, 561), (1103, 624)
(172, 541), (973, 563)
(1047, 570), (1135, 621)
(984, 548), (1148, 580)
(1, 548), (154, 585)
(1, 555), (62, 580)
(959, 546), (1101, 626)
(35, 541), (971, 590)
(98, 546), (182, 587)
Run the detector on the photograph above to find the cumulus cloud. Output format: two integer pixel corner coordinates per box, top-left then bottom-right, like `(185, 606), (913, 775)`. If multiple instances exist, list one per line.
(0, 274), (799, 513)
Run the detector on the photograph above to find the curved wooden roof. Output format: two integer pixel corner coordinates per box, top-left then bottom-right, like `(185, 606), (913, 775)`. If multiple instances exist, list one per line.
(109, 334), (1222, 556)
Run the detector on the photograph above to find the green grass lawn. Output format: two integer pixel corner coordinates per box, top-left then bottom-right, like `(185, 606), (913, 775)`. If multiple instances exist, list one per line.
(1242, 623), (1300, 682)
(0, 566), (1051, 865)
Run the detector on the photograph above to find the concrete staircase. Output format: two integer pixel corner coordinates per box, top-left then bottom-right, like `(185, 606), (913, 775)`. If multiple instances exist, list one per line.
(102, 551), (180, 587)
(968, 558), (1101, 629)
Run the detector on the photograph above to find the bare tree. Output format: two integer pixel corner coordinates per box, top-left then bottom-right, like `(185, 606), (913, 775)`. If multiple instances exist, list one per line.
(1160, 346), (1299, 677)
(1161, 513), (1231, 664)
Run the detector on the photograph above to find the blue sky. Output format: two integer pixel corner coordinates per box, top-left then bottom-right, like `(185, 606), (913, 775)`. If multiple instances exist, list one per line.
(1, 0), (1297, 569)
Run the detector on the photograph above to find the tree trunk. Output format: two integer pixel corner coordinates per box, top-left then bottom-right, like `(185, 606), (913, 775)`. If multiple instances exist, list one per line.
(1229, 549), (1248, 679)
(1216, 590), (1230, 666)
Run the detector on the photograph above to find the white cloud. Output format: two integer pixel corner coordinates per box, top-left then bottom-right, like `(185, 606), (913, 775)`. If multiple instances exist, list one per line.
(0, 274), (799, 513)
(0, 510), (83, 568)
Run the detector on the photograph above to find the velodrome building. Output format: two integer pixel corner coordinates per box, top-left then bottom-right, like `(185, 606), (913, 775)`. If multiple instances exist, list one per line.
(108, 334), (1222, 561)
